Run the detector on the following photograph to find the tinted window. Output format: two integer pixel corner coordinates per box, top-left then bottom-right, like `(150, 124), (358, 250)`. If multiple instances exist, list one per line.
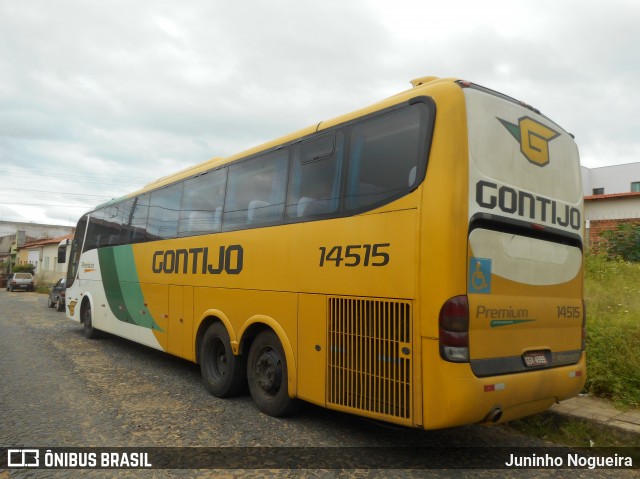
(66, 215), (87, 287)
(178, 168), (227, 237)
(57, 241), (67, 263)
(127, 194), (150, 242)
(113, 195), (150, 244)
(223, 150), (288, 230)
(286, 132), (344, 221)
(346, 104), (428, 212)
(147, 184), (182, 239)
(84, 204), (122, 251)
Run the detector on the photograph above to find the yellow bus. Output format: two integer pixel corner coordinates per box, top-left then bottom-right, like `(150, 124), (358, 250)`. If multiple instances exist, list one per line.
(65, 76), (585, 429)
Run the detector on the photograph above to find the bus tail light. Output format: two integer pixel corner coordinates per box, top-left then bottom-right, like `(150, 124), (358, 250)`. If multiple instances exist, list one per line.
(439, 295), (470, 362)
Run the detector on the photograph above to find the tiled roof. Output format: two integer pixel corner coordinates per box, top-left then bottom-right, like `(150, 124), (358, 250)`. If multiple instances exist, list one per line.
(23, 234), (74, 249)
(584, 192), (640, 201)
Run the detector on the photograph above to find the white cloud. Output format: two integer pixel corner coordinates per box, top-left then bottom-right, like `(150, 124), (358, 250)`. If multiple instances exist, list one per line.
(1, 0), (639, 225)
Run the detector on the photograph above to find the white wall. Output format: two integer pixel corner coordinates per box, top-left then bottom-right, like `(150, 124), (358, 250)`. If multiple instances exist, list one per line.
(585, 197), (640, 221)
(0, 221), (74, 239)
(582, 162), (640, 196)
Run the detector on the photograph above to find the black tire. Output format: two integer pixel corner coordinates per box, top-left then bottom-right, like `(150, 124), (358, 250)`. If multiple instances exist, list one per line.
(56, 299), (65, 312)
(247, 330), (299, 417)
(200, 322), (246, 397)
(82, 302), (100, 339)
(48, 297), (56, 308)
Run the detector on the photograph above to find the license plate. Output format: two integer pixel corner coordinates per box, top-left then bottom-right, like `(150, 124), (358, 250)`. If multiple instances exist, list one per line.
(523, 351), (548, 368)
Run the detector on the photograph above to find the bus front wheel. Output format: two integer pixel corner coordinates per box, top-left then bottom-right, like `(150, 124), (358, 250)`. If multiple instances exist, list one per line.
(247, 330), (299, 417)
(82, 302), (100, 339)
(200, 322), (246, 397)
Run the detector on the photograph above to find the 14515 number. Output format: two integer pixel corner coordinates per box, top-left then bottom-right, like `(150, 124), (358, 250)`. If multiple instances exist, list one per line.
(318, 243), (390, 267)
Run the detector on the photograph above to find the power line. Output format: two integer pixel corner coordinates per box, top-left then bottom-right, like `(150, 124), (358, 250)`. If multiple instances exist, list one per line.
(0, 188), (112, 199)
(2, 164), (153, 178)
(2, 167), (155, 187)
(0, 202), (90, 208)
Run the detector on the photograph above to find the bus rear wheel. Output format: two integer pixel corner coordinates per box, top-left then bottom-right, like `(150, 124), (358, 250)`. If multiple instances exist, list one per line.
(200, 322), (246, 397)
(247, 330), (299, 417)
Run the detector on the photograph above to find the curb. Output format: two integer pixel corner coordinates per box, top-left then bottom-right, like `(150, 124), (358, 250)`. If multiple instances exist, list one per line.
(546, 396), (640, 445)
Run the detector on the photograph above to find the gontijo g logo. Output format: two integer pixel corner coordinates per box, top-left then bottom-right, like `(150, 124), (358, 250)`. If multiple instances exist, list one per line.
(498, 116), (560, 167)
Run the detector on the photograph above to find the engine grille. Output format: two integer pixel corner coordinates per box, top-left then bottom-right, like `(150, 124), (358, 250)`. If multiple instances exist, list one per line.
(327, 297), (412, 423)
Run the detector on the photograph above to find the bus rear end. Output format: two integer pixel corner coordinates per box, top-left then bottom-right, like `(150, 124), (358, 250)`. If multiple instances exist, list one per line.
(432, 82), (585, 428)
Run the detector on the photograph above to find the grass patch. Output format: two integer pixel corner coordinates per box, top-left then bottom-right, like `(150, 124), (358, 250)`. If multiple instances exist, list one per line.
(512, 254), (640, 448)
(584, 254), (640, 408)
(507, 412), (640, 448)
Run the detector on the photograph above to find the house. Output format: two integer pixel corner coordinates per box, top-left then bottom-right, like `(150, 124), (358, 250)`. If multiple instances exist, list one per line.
(18, 234), (74, 286)
(581, 163), (640, 247)
(0, 221), (75, 280)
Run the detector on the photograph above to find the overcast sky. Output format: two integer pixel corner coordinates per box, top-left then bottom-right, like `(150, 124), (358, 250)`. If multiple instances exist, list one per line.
(1, 0), (638, 226)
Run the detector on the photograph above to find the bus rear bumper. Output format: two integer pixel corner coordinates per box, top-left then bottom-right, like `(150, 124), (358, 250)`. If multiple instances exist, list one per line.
(421, 339), (586, 430)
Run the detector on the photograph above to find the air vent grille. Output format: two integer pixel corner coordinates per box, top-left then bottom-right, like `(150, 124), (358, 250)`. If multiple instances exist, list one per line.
(328, 297), (412, 422)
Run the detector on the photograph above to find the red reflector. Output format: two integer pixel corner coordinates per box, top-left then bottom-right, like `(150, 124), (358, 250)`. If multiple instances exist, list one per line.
(575, 371), (582, 377)
(484, 385), (495, 392)
(531, 223), (545, 231)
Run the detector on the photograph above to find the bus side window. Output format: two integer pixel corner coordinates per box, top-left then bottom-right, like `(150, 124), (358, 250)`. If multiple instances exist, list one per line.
(117, 198), (136, 244)
(126, 193), (150, 243)
(346, 105), (425, 212)
(178, 168), (227, 237)
(286, 131), (343, 221)
(83, 206), (122, 251)
(103, 204), (123, 247)
(223, 150), (288, 231)
(147, 183), (183, 240)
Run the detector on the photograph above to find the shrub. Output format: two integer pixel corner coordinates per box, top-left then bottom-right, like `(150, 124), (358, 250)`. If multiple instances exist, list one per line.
(600, 223), (640, 261)
(12, 264), (35, 274)
(583, 253), (640, 408)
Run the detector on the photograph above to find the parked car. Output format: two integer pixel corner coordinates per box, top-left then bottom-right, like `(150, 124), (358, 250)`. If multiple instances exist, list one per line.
(48, 278), (66, 312)
(6, 273), (35, 292)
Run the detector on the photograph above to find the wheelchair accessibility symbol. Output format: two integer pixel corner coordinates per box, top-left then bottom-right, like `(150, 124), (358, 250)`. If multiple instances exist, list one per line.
(469, 257), (491, 294)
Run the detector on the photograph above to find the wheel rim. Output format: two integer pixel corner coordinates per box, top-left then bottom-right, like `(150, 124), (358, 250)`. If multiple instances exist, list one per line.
(255, 348), (282, 396)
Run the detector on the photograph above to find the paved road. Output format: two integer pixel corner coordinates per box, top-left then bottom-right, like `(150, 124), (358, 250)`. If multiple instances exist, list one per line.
(0, 290), (634, 478)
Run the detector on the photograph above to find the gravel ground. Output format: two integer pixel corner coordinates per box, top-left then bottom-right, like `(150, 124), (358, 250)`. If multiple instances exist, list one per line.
(0, 290), (636, 478)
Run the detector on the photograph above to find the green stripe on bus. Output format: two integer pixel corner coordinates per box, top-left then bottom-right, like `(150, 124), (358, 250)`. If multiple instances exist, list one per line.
(98, 246), (164, 331)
